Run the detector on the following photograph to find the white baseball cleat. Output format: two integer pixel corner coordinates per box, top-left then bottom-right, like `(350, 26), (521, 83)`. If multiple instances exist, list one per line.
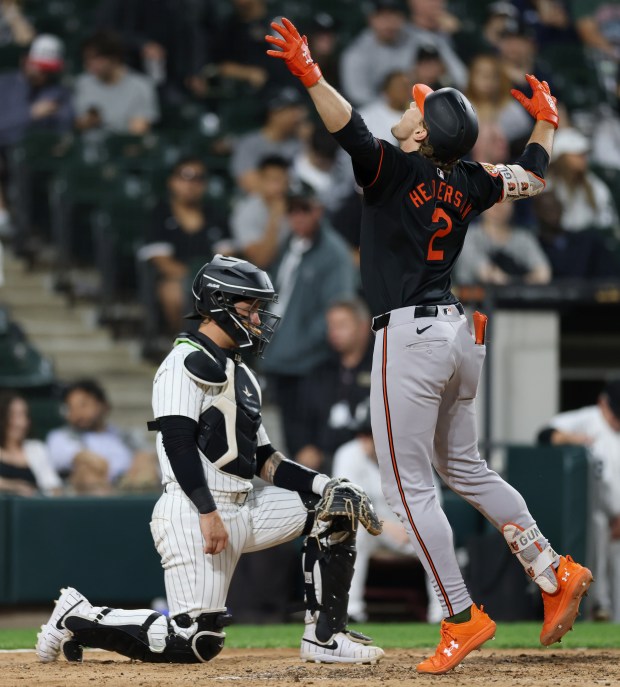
(35, 587), (92, 663)
(300, 622), (385, 664)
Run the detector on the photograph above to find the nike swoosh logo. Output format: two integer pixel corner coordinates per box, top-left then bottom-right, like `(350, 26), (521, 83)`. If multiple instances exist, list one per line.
(55, 599), (84, 629)
(417, 325), (433, 334)
(304, 638), (339, 650)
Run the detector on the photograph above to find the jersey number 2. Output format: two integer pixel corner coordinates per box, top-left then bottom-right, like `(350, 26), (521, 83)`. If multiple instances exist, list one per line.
(427, 208), (453, 261)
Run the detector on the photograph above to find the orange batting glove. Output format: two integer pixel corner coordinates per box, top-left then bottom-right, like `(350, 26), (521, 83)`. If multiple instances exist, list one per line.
(511, 74), (559, 129)
(265, 17), (322, 88)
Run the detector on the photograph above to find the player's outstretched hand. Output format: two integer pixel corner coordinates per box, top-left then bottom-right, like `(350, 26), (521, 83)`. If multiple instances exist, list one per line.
(511, 74), (559, 129)
(316, 478), (383, 536)
(200, 511), (229, 555)
(265, 17), (322, 88)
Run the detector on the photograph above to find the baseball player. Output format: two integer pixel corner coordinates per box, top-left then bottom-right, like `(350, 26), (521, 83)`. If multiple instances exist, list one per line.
(266, 18), (593, 674)
(36, 255), (385, 666)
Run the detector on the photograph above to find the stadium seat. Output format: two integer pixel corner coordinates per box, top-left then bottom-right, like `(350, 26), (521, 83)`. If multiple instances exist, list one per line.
(0, 323), (55, 389)
(91, 193), (157, 331)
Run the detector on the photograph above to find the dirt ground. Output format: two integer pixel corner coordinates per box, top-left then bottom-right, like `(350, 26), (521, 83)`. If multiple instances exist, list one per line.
(1, 648), (619, 687)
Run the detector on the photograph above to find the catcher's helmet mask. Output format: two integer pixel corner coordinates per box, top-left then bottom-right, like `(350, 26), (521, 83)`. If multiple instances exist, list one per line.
(189, 255), (281, 357)
(413, 83), (479, 164)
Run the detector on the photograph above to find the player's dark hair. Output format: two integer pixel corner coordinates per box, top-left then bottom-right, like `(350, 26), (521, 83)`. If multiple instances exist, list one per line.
(257, 154), (290, 171)
(328, 297), (371, 322)
(0, 391), (28, 449)
(62, 379), (108, 406)
(82, 31), (125, 61)
(419, 130), (459, 173)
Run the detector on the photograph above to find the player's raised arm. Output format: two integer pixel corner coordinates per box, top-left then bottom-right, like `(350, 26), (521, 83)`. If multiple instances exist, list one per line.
(265, 17), (352, 133)
(486, 74), (559, 205)
(510, 74), (558, 158)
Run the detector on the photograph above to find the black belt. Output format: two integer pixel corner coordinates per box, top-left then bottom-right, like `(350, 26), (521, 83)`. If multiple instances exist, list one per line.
(371, 303), (464, 332)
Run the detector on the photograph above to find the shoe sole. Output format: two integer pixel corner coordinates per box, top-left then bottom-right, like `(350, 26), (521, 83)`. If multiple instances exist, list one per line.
(416, 621), (497, 674)
(301, 653), (382, 665)
(540, 569), (594, 646)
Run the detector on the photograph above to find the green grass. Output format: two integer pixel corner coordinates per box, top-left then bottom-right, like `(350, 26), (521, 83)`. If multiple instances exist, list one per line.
(2, 622), (619, 652)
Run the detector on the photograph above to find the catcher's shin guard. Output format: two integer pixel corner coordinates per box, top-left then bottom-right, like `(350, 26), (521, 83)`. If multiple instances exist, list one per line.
(64, 607), (230, 663)
(303, 525), (357, 642)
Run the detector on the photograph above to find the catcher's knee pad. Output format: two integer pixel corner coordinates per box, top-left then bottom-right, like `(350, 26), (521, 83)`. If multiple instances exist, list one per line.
(303, 529), (357, 642)
(64, 607), (231, 664)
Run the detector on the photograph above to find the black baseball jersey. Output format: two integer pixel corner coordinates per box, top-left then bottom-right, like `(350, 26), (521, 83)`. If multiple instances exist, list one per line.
(332, 110), (546, 317)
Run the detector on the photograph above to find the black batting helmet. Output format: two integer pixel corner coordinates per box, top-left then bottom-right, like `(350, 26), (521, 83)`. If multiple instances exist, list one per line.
(190, 255), (280, 356)
(413, 84), (479, 163)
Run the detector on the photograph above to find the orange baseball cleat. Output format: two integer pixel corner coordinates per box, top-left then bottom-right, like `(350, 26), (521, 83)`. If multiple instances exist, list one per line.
(540, 555), (593, 646)
(416, 604), (496, 674)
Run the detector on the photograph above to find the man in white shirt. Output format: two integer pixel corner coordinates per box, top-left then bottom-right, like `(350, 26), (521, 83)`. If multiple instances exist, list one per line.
(538, 380), (620, 621)
(47, 379), (133, 493)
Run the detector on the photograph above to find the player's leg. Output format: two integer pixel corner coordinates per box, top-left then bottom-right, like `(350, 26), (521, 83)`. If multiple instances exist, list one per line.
(371, 318), (496, 675)
(370, 319), (473, 619)
(36, 490), (249, 664)
(433, 317), (592, 644)
(35, 585), (232, 664)
(243, 485), (384, 664)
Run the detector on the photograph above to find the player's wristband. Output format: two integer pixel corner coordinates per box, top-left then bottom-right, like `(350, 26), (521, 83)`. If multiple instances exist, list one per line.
(312, 474), (330, 496)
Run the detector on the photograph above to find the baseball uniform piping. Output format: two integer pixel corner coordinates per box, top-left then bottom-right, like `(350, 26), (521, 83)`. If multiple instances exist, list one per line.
(381, 326), (454, 617)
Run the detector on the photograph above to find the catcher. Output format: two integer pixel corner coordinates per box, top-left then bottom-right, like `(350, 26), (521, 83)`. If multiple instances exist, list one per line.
(36, 255), (384, 665)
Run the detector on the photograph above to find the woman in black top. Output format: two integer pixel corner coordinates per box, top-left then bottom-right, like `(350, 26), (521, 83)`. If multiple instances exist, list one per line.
(139, 156), (232, 333)
(0, 392), (61, 496)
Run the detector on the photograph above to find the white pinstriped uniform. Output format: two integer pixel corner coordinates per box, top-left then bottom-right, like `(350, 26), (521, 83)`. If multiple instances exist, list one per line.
(150, 340), (309, 618)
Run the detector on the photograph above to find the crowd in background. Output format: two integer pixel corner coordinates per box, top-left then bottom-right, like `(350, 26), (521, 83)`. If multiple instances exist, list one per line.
(0, 0), (619, 622)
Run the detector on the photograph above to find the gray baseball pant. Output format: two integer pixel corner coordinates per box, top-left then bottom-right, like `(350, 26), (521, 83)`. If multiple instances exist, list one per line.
(370, 305), (538, 618)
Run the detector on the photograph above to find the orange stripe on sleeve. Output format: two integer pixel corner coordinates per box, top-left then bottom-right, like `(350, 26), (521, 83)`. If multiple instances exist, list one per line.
(365, 139), (384, 189)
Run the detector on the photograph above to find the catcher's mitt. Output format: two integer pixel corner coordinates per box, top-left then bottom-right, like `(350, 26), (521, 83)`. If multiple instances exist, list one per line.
(315, 478), (383, 536)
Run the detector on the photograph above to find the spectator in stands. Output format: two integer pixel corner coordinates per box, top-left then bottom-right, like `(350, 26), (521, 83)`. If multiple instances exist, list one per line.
(340, 0), (417, 108)
(359, 70), (411, 144)
(537, 379), (620, 621)
(47, 380), (134, 494)
(548, 127), (619, 233)
(138, 156), (232, 333)
(74, 31), (159, 135)
(262, 186), (356, 459)
(0, 392), (62, 496)
(295, 298), (373, 472)
(290, 122), (355, 216)
(213, 0), (293, 93)
(455, 200), (551, 285)
(465, 53), (532, 162)
(95, 0), (208, 101)
(230, 87), (307, 194)
(410, 42), (447, 91)
(0, 0), (34, 47)
(482, 1), (520, 52)
(230, 154), (290, 270)
(534, 188), (620, 279)
(497, 19), (550, 95)
(573, 0), (620, 99)
(406, 0), (467, 89)
(332, 400), (443, 623)
(0, 34), (73, 235)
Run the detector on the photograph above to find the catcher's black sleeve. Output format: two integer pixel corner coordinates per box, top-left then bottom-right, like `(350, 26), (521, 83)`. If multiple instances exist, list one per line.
(255, 447), (320, 493)
(158, 414), (216, 514)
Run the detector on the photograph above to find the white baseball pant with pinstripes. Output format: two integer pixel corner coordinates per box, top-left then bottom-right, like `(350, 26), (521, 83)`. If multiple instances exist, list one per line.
(369, 304), (541, 618)
(151, 482), (309, 618)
